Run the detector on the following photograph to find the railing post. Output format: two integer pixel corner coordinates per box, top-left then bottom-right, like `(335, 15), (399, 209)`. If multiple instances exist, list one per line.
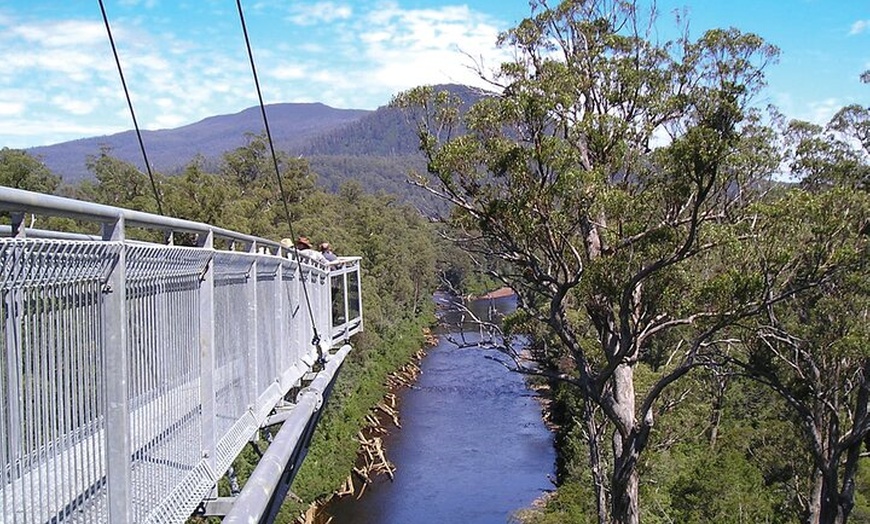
(322, 272), (330, 346)
(343, 272), (350, 341)
(276, 259), (287, 382)
(198, 230), (216, 474)
(3, 250), (23, 494)
(356, 263), (364, 332)
(103, 216), (131, 523)
(294, 265), (303, 364)
(10, 211), (24, 238)
(327, 273), (334, 347)
(247, 242), (258, 406)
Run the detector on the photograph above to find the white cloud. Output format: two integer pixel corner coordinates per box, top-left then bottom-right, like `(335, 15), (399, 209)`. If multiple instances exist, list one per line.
(11, 19), (105, 47)
(0, 101), (25, 117)
(0, 118), (127, 148)
(0, 1), (517, 148)
(771, 91), (843, 126)
(151, 113), (189, 130)
(118, 0), (158, 8)
(270, 64), (308, 81)
(806, 98), (844, 125)
(286, 2), (353, 26)
(849, 19), (869, 35)
(51, 95), (97, 116)
(353, 4), (510, 94)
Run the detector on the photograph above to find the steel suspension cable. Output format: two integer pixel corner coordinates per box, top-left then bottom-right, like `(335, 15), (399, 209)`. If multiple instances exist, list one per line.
(98, 0), (164, 215)
(235, 0), (321, 350)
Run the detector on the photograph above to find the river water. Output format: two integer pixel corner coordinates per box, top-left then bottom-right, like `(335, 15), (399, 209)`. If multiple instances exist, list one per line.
(324, 293), (555, 523)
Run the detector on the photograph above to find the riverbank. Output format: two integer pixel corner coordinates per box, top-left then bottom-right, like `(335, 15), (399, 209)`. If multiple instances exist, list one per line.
(322, 292), (555, 524)
(225, 311), (438, 523)
(274, 291), (555, 524)
(301, 343), (431, 523)
(474, 286), (515, 300)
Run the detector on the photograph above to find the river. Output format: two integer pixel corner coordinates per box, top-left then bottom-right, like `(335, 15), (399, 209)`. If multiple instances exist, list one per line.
(324, 293), (555, 523)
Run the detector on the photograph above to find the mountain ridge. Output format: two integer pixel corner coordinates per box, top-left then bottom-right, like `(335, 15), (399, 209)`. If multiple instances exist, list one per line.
(27, 102), (372, 183)
(24, 84), (490, 211)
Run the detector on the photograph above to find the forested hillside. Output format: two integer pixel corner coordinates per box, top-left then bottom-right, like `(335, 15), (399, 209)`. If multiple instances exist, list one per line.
(23, 84), (485, 213)
(26, 103), (370, 184)
(302, 84), (486, 214)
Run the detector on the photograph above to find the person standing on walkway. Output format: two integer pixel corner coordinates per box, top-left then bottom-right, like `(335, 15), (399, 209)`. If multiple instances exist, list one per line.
(320, 242), (337, 262)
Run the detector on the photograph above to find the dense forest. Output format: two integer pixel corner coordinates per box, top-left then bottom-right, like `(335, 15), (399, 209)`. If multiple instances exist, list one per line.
(2, 0), (869, 523)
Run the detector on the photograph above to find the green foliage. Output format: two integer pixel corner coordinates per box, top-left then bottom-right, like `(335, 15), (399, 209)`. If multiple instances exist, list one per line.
(785, 105), (869, 191)
(0, 147), (61, 193)
(667, 449), (774, 523)
(522, 480), (599, 524)
(78, 145), (163, 213)
(394, 2), (868, 522)
(0, 148), (70, 232)
(533, 367), (807, 523)
(163, 156), (239, 229)
(3, 3), (866, 517)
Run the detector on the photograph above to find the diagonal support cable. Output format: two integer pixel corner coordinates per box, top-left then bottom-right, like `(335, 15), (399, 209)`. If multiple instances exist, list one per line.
(235, 0), (322, 352)
(98, 0), (164, 216)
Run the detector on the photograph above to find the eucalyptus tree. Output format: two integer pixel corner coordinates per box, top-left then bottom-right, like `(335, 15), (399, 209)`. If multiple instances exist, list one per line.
(0, 148), (60, 194)
(219, 133), (316, 238)
(163, 155), (238, 230)
(0, 148), (63, 231)
(79, 145), (163, 213)
(728, 108), (870, 524)
(394, 0), (781, 521)
(786, 105), (869, 192)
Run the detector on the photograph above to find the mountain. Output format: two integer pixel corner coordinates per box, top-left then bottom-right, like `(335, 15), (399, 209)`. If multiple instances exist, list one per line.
(28, 103), (370, 183)
(25, 84), (490, 209)
(303, 83), (487, 157)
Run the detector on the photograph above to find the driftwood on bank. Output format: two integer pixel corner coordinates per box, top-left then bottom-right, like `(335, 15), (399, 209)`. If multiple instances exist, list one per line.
(295, 332), (435, 523)
(336, 345), (428, 495)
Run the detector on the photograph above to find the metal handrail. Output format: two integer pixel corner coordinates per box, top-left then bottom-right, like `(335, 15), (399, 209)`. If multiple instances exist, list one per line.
(0, 186), (274, 246)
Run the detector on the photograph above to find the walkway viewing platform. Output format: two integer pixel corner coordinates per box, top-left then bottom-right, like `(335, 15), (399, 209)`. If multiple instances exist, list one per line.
(0, 187), (363, 523)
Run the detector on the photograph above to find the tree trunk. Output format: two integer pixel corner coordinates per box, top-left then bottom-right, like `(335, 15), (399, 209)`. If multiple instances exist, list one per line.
(707, 375), (728, 450)
(819, 466), (843, 524)
(836, 443), (861, 524)
(609, 362), (640, 524)
(814, 443), (860, 524)
(583, 401), (609, 524)
(611, 451), (640, 524)
(808, 468), (823, 524)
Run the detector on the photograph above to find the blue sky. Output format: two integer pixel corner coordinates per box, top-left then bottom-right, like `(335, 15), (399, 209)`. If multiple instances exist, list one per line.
(0, 0), (867, 149)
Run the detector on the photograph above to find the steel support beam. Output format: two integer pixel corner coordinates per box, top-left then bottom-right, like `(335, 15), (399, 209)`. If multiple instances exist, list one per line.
(222, 344), (352, 524)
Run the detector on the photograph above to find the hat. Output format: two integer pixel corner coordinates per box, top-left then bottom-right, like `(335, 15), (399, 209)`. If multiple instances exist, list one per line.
(280, 238), (294, 249)
(295, 236), (313, 249)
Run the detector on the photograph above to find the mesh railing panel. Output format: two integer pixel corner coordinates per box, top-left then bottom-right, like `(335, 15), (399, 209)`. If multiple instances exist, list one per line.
(213, 252), (255, 449)
(125, 245), (211, 523)
(256, 259), (280, 396)
(0, 240), (119, 523)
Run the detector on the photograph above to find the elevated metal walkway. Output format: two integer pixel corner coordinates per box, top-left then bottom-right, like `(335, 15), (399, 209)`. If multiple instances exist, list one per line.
(0, 187), (363, 523)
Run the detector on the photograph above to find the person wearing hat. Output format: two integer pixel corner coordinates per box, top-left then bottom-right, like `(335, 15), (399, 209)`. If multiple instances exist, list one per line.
(280, 236), (328, 264)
